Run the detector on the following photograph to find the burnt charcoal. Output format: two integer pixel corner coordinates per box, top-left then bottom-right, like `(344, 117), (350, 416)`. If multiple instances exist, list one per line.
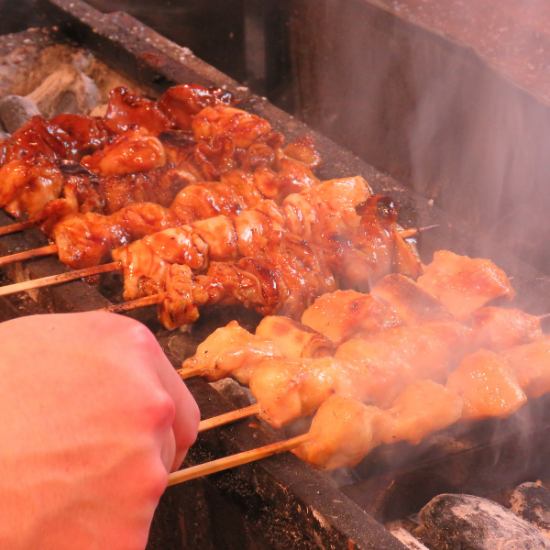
(418, 493), (550, 549)
(0, 94), (40, 132)
(386, 522), (428, 550)
(510, 481), (550, 538)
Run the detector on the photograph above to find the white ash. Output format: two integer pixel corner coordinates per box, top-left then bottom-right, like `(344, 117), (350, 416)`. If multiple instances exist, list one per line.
(509, 481), (550, 539)
(418, 493), (550, 549)
(388, 526), (429, 550)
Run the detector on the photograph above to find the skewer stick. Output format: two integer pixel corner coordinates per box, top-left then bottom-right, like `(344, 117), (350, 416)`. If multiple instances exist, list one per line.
(104, 294), (162, 313)
(0, 261), (121, 297)
(0, 218), (40, 237)
(167, 433), (309, 486)
(198, 404), (260, 433)
(0, 226), (438, 270)
(0, 243), (58, 267)
(399, 223), (439, 239)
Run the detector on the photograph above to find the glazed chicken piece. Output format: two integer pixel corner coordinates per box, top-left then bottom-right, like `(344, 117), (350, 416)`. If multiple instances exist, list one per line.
(191, 105), (284, 179)
(53, 203), (181, 268)
(293, 395), (385, 470)
(103, 87), (171, 135)
(155, 234), (337, 329)
(1, 115), (83, 163)
(336, 322), (471, 406)
(0, 159), (65, 218)
(447, 349), (527, 420)
(82, 129), (166, 176)
(301, 289), (402, 345)
(417, 250), (515, 320)
(50, 114), (110, 156)
(158, 83), (234, 131)
(380, 380), (463, 445)
(470, 307), (542, 351)
(113, 177), (368, 301)
(181, 316), (332, 384)
(502, 337), (550, 399)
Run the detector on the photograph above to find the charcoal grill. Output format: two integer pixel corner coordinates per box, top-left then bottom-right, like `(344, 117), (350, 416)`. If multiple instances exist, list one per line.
(2, 1), (550, 548)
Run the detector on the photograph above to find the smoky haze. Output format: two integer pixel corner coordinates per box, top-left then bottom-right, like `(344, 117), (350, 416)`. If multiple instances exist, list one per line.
(288, 0), (550, 272)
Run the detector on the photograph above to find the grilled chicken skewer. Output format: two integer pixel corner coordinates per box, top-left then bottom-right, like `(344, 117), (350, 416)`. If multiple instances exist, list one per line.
(0, 84), (235, 223)
(192, 334), (550, 474)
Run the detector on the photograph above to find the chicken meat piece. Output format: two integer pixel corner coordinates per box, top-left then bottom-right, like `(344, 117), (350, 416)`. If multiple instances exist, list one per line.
(447, 349), (527, 420)
(336, 322), (471, 406)
(50, 113), (110, 156)
(113, 226), (209, 299)
(417, 250), (515, 320)
(156, 237), (337, 329)
(158, 83), (234, 131)
(470, 307), (542, 351)
(502, 337), (550, 399)
(0, 159), (64, 218)
(371, 273), (453, 325)
(301, 289), (402, 344)
(380, 380), (463, 445)
(249, 356), (379, 428)
(82, 129), (166, 176)
(53, 203), (180, 268)
(293, 395), (384, 470)
(282, 135), (321, 169)
(249, 358), (337, 428)
(180, 320), (279, 384)
(255, 315), (334, 359)
(103, 87), (171, 135)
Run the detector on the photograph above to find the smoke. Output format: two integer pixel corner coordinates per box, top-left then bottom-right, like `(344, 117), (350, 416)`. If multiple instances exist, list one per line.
(288, 0), (550, 272)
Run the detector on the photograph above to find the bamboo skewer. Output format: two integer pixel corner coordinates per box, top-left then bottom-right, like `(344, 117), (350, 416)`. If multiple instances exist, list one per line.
(167, 433), (309, 486)
(197, 403), (260, 433)
(0, 218), (40, 237)
(0, 261), (121, 297)
(0, 224), (438, 298)
(0, 226), (437, 270)
(0, 243), (58, 267)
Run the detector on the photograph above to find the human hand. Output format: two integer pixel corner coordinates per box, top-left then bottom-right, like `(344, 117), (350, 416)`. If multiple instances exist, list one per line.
(0, 312), (199, 549)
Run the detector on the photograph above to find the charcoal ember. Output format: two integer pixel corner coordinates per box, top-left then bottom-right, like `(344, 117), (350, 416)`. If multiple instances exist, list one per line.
(0, 94), (40, 132)
(510, 481), (550, 538)
(417, 494), (550, 549)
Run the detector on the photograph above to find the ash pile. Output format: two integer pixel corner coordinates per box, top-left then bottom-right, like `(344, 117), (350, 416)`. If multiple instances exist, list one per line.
(390, 481), (550, 549)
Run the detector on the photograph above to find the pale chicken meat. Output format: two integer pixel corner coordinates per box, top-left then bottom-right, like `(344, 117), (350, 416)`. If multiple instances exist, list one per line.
(447, 349), (527, 420)
(293, 395), (385, 470)
(255, 315), (334, 359)
(181, 316), (332, 384)
(371, 274), (453, 325)
(249, 356), (373, 428)
(470, 307), (542, 351)
(502, 337), (550, 399)
(180, 320), (279, 384)
(417, 250), (515, 320)
(380, 380), (463, 445)
(335, 322), (471, 406)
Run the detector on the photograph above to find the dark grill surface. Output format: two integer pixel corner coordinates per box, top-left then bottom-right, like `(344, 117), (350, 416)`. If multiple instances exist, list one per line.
(1, 1), (550, 548)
